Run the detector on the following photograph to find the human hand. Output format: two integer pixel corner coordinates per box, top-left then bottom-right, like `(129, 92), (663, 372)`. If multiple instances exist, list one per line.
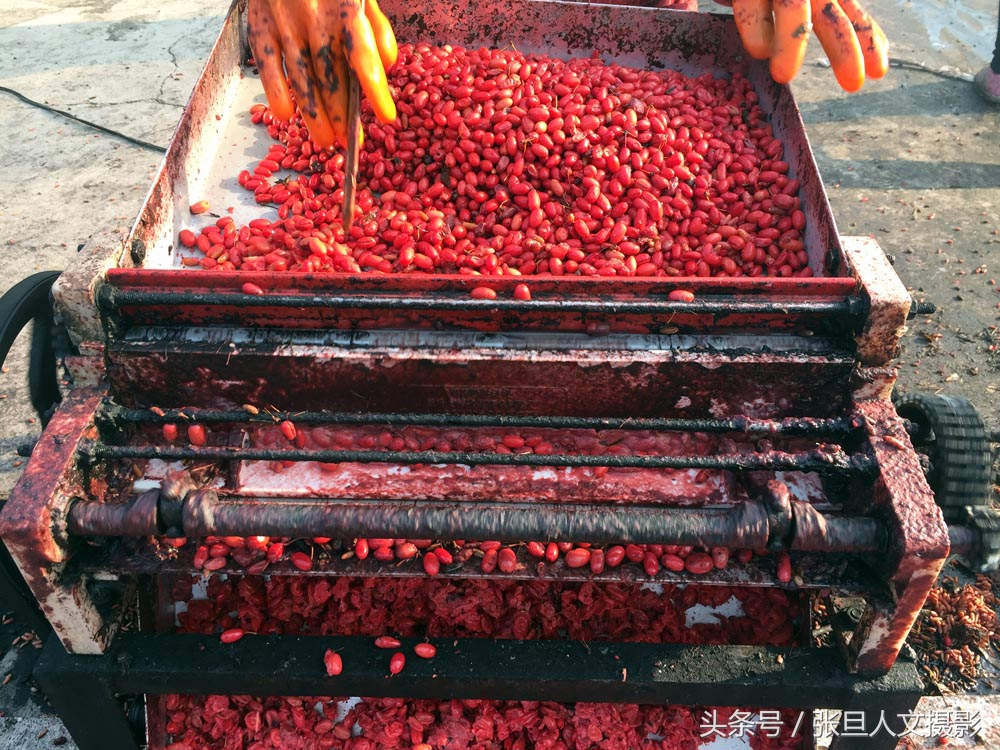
(726, 0), (887, 91)
(247, 0), (398, 149)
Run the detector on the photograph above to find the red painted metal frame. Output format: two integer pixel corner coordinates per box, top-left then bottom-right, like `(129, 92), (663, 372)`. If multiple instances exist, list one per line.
(103, 269), (860, 335)
(107, 270), (858, 295)
(844, 398), (949, 674)
(0, 372), (950, 673)
(0, 388), (119, 654)
(104, 338), (855, 417)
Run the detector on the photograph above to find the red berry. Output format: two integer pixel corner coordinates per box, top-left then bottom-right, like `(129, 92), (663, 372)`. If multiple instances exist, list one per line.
(290, 552), (313, 571)
(470, 286), (497, 300)
(414, 643), (437, 659)
(389, 652), (405, 675)
(565, 548), (591, 569)
(187, 424), (207, 446)
(220, 628), (244, 644)
(324, 649), (343, 676)
(279, 420), (297, 441)
(422, 552), (440, 576)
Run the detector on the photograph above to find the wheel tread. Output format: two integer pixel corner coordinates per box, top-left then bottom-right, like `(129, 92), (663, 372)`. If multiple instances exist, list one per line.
(892, 393), (994, 521)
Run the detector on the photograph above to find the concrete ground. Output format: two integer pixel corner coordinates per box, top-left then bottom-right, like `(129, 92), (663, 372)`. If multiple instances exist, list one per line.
(1, 0), (999, 747)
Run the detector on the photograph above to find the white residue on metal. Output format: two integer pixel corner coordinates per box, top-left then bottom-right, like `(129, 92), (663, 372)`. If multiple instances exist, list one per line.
(134, 460), (198, 491)
(640, 582), (664, 595)
(709, 399), (728, 418)
(135, 458), (186, 481)
(774, 471), (825, 504)
(857, 568), (940, 659)
(531, 468), (559, 482)
(684, 595), (745, 628)
(738, 398), (775, 419)
(855, 617), (893, 659)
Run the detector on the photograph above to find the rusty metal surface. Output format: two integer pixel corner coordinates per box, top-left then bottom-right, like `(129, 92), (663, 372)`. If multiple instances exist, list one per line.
(843, 237), (912, 367)
(102, 270), (863, 336)
(0, 387), (116, 654)
(104, 339), (854, 418)
(848, 398), (950, 674)
(790, 501), (886, 554)
(52, 227), (128, 349)
(176, 490), (772, 546)
(103, 402), (862, 436)
(67, 490), (161, 538)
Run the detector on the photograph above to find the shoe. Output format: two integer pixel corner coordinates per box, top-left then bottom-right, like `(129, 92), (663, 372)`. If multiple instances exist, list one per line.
(973, 65), (1000, 104)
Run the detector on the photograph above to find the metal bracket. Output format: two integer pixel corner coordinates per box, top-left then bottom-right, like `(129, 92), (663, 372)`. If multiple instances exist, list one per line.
(842, 237), (912, 367)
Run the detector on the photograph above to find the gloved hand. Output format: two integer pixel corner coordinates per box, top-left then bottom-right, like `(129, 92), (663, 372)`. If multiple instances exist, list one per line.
(725, 0), (888, 91)
(248, 0), (399, 149)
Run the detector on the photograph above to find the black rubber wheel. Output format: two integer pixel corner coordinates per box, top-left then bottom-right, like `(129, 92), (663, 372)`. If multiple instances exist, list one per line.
(0, 271), (63, 426)
(893, 393), (993, 521)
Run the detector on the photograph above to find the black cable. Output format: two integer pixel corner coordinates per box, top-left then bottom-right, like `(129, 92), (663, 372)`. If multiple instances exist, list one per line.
(888, 58), (973, 82)
(810, 57), (974, 83)
(0, 85), (167, 153)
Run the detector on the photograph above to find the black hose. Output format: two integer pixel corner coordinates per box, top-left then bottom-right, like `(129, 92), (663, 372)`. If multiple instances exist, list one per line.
(0, 272), (63, 426)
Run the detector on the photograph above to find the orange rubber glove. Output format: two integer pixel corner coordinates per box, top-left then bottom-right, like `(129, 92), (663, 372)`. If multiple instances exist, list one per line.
(722, 0), (887, 90)
(248, 0), (399, 149)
